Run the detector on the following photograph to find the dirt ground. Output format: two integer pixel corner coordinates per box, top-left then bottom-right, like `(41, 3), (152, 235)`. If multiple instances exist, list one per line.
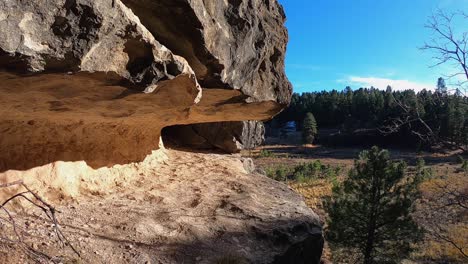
(0, 147), (321, 264)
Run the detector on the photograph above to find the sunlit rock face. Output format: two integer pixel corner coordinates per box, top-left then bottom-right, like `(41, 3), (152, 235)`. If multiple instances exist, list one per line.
(0, 0), (291, 170)
(121, 0), (292, 103)
(0, 1), (324, 262)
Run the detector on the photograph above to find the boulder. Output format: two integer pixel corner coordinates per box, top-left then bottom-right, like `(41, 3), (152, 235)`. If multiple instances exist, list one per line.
(1, 149), (323, 263)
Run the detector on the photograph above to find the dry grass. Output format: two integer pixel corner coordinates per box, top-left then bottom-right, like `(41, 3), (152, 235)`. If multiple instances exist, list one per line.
(290, 180), (333, 212)
(413, 224), (468, 262)
(290, 180), (335, 263)
(413, 173), (468, 262)
(251, 144), (468, 263)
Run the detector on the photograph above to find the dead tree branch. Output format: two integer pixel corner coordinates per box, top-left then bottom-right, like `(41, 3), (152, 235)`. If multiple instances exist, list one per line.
(421, 176), (468, 260)
(379, 92), (437, 144)
(421, 9), (468, 88)
(428, 223), (468, 259)
(0, 180), (80, 262)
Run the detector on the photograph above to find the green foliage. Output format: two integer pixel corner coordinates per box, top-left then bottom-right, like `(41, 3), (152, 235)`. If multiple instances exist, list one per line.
(302, 112), (318, 144)
(259, 149), (274, 158)
(455, 155), (468, 175)
(274, 85), (468, 150)
(264, 160), (342, 183)
(293, 160), (339, 182)
(265, 164), (290, 181)
(462, 160), (468, 175)
(415, 157), (433, 181)
(325, 146), (422, 264)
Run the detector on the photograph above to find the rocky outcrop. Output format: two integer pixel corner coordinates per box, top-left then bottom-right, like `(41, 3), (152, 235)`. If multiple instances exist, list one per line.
(0, 0), (291, 170)
(1, 149), (323, 263)
(240, 120), (267, 149)
(0, 1), (324, 262)
(120, 0), (291, 152)
(121, 0), (292, 104)
(0, 72), (281, 170)
(0, 0), (194, 85)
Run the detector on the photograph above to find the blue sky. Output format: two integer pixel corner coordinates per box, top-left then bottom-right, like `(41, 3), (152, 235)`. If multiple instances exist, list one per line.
(278, 0), (468, 93)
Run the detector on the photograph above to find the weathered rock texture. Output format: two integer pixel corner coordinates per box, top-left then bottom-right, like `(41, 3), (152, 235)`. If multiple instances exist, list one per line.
(0, 0), (291, 170)
(1, 149), (323, 263)
(0, 1), (324, 262)
(121, 0), (292, 103)
(0, 71), (280, 170)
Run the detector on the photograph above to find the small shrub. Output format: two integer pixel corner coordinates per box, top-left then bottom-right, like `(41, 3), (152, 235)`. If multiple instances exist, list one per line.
(259, 149), (274, 158)
(265, 160), (344, 183)
(291, 160), (342, 182)
(454, 155), (468, 174)
(265, 165), (290, 181)
(264, 166), (276, 179)
(415, 158), (433, 181)
(461, 160), (468, 175)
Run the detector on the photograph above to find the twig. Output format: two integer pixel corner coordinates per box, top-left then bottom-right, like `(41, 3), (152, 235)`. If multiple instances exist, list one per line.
(0, 180), (81, 261)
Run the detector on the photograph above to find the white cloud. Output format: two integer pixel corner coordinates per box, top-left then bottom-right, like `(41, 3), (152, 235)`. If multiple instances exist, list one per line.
(348, 76), (435, 92)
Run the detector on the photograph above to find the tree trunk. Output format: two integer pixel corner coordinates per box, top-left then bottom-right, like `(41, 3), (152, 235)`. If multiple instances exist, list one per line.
(363, 222), (376, 264)
(364, 172), (379, 264)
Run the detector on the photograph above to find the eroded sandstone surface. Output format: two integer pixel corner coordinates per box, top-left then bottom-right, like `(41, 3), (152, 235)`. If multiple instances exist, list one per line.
(1, 148), (323, 263)
(0, 0), (291, 170)
(0, 71), (281, 170)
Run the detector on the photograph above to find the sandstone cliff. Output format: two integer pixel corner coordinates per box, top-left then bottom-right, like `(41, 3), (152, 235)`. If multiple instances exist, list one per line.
(0, 0), (291, 170)
(0, 0), (322, 263)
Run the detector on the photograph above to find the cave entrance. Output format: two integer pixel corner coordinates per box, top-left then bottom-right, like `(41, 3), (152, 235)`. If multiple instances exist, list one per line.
(161, 122), (246, 153)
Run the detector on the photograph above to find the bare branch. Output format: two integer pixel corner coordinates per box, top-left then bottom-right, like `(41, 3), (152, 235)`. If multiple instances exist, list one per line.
(422, 10), (468, 83)
(0, 180), (80, 261)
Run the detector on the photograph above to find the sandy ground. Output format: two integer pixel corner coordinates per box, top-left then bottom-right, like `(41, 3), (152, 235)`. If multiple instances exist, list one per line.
(0, 148), (321, 264)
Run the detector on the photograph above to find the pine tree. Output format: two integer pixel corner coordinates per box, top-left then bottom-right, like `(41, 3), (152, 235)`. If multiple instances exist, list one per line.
(453, 107), (465, 145)
(436, 77), (447, 95)
(325, 147), (422, 264)
(302, 112), (317, 144)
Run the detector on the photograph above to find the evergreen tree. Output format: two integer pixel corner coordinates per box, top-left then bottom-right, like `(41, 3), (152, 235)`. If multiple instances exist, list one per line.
(436, 77), (447, 94)
(385, 85), (392, 93)
(302, 112), (318, 144)
(453, 106), (465, 145)
(463, 118), (468, 149)
(325, 147), (422, 264)
(272, 80), (468, 150)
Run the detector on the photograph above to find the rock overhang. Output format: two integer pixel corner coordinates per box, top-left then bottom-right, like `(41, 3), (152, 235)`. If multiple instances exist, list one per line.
(0, 0), (292, 170)
(0, 71), (284, 171)
(0, 1), (326, 262)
